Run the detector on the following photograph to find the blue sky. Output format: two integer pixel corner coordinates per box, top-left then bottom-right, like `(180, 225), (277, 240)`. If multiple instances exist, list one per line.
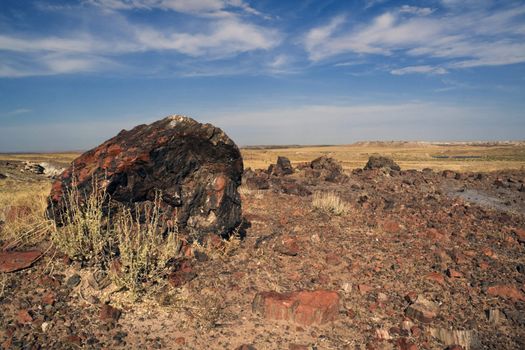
(0, 0), (524, 152)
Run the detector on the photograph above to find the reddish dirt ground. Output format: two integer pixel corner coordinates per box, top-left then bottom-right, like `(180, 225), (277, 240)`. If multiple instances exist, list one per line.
(1, 160), (524, 349)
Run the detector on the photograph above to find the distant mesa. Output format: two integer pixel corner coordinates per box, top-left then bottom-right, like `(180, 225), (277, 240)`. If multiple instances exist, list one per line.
(47, 115), (244, 238)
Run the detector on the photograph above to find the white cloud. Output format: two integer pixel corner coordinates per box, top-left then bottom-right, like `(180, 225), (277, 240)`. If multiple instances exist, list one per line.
(88, 0), (266, 17)
(134, 18), (278, 56)
(0, 108), (32, 117)
(269, 55), (288, 68)
(0, 1), (278, 77)
(391, 65), (447, 75)
(398, 6), (434, 16)
(304, 4), (525, 69)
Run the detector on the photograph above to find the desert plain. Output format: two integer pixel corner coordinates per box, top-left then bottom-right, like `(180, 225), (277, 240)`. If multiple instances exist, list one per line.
(0, 141), (524, 349)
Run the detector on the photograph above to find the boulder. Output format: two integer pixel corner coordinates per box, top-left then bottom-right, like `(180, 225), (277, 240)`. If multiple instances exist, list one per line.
(47, 115), (243, 238)
(268, 156), (293, 176)
(309, 156), (347, 182)
(364, 155), (400, 171)
(244, 170), (270, 190)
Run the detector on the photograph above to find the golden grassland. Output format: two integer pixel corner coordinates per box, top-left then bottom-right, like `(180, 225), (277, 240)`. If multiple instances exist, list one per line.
(0, 152), (78, 167)
(2, 142), (525, 174)
(242, 142), (525, 172)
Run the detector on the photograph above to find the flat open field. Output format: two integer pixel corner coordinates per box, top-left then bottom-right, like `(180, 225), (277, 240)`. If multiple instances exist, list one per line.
(2, 141), (525, 175)
(242, 142), (525, 172)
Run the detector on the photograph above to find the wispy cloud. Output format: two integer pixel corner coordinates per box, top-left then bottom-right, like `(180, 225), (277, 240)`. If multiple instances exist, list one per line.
(88, 0), (268, 18)
(304, 3), (525, 69)
(134, 18), (278, 56)
(398, 5), (434, 16)
(0, 0), (278, 77)
(0, 108), (32, 117)
(391, 65), (447, 75)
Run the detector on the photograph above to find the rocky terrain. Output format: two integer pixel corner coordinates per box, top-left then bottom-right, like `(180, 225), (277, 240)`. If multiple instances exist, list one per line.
(0, 125), (524, 349)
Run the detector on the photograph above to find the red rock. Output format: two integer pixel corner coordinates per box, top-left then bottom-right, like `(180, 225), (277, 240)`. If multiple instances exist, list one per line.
(411, 326), (422, 337)
(405, 296), (439, 323)
(275, 235), (300, 256)
(252, 290), (340, 326)
(325, 253), (342, 265)
(99, 304), (121, 323)
(16, 310), (33, 324)
(38, 275), (61, 288)
(0, 250), (41, 273)
(513, 228), (525, 243)
(175, 337), (185, 345)
(478, 262), (489, 270)
(168, 266), (196, 288)
(383, 220), (401, 233)
(487, 284), (525, 302)
(396, 338), (417, 350)
(65, 335), (82, 346)
(482, 247), (497, 259)
(425, 228), (448, 242)
(446, 269), (463, 278)
(317, 273), (330, 285)
(42, 292), (55, 305)
(426, 272), (446, 286)
(358, 284), (373, 295)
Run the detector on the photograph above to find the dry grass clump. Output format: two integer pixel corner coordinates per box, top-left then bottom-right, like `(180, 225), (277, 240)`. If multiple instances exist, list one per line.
(110, 198), (182, 297)
(0, 180), (53, 249)
(312, 191), (349, 216)
(50, 182), (184, 298)
(50, 180), (111, 262)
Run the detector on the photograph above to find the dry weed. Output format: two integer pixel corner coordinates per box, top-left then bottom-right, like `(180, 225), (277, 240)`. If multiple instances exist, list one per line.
(312, 191), (349, 215)
(110, 195), (182, 298)
(50, 179), (111, 262)
(0, 180), (53, 249)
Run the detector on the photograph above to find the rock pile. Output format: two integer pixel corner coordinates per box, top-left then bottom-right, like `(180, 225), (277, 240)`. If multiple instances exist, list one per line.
(48, 115), (244, 237)
(364, 155), (401, 171)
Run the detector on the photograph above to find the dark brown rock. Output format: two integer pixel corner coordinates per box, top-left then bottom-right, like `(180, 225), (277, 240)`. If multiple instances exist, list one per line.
(47, 115), (243, 238)
(269, 156), (293, 176)
(99, 304), (121, 323)
(0, 250), (41, 273)
(245, 170), (270, 190)
(279, 180), (312, 196)
(364, 156), (400, 171)
(236, 345), (256, 350)
(309, 156), (347, 182)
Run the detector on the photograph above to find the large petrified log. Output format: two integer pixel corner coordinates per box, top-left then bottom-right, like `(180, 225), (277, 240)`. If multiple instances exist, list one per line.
(47, 115), (243, 237)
